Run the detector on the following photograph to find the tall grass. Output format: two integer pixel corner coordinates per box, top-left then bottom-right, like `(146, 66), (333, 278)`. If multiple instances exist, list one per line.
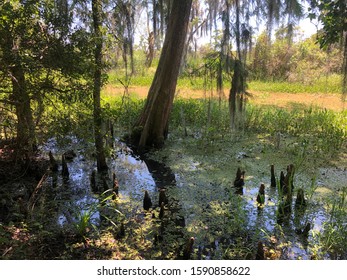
(312, 187), (347, 259)
(248, 74), (342, 94)
(108, 69), (206, 90)
(245, 104), (346, 153)
(102, 94), (346, 156)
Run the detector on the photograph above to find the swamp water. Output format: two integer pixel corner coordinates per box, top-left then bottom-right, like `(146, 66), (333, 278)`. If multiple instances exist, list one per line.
(35, 136), (346, 259)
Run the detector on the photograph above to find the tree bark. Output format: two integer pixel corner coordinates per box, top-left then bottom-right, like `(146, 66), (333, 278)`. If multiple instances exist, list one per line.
(11, 63), (36, 152)
(133, 0), (192, 150)
(2, 30), (36, 152)
(343, 31), (347, 100)
(92, 0), (108, 171)
(229, 0), (245, 130)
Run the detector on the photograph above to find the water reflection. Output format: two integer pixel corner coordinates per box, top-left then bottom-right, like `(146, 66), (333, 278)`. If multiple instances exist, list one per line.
(39, 137), (156, 229)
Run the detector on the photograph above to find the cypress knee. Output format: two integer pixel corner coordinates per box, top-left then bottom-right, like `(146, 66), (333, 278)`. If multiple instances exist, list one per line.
(62, 155), (69, 178)
(117, 222), (125, 239)
(159, 202), (165, 219)
(90, 170), (97, 192)
(143, 190), (152, 211)
(183, 237), (195, 260)
(256, 241), (265, 260)
(256, 184), (266, 205)
(279, 171), (285, 193)
(159, 189), (168, 205)
(102, 176), (109, 192)
(302, 223), (311, 237)
(285, 164), (295, 191)
(233, 168), (245, 194)
(270, 164), (276, 188)
(295, 188), (306, 208)
(49, 151), (58, 172)
(113, 173), (119, 198)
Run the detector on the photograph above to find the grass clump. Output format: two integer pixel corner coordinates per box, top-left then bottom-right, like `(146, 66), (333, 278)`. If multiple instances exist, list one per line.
(312, 188), (347, 259)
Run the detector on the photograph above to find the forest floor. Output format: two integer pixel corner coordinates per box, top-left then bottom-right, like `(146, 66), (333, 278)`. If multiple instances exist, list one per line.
(103, 85), (346, 112)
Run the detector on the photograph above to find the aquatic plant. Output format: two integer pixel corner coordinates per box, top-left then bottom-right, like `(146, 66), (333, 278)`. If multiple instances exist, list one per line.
(317, 187), (347, 259)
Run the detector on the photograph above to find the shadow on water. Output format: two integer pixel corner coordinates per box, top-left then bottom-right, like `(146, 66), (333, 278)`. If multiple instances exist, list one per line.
(38, 137), (158, 228)
(143, 157), (176, 190)
(37, 137), (185, 246)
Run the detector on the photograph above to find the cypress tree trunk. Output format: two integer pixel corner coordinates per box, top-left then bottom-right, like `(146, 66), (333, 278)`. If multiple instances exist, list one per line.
(133, 0), (192, 150)
(92, 0), (108, 171)
(343, 32), (347, 100)
(12, 64), (36, 152)
(1, 17), (36, 153)
(229, 0), (245, 130)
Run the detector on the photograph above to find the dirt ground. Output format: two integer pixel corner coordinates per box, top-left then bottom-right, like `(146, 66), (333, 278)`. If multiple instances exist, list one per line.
(104, 85), (346, 112)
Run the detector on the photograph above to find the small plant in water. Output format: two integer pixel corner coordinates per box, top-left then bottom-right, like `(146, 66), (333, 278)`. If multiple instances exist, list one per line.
(313, 187), (347, 259)
(73, 190), (121, 239)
